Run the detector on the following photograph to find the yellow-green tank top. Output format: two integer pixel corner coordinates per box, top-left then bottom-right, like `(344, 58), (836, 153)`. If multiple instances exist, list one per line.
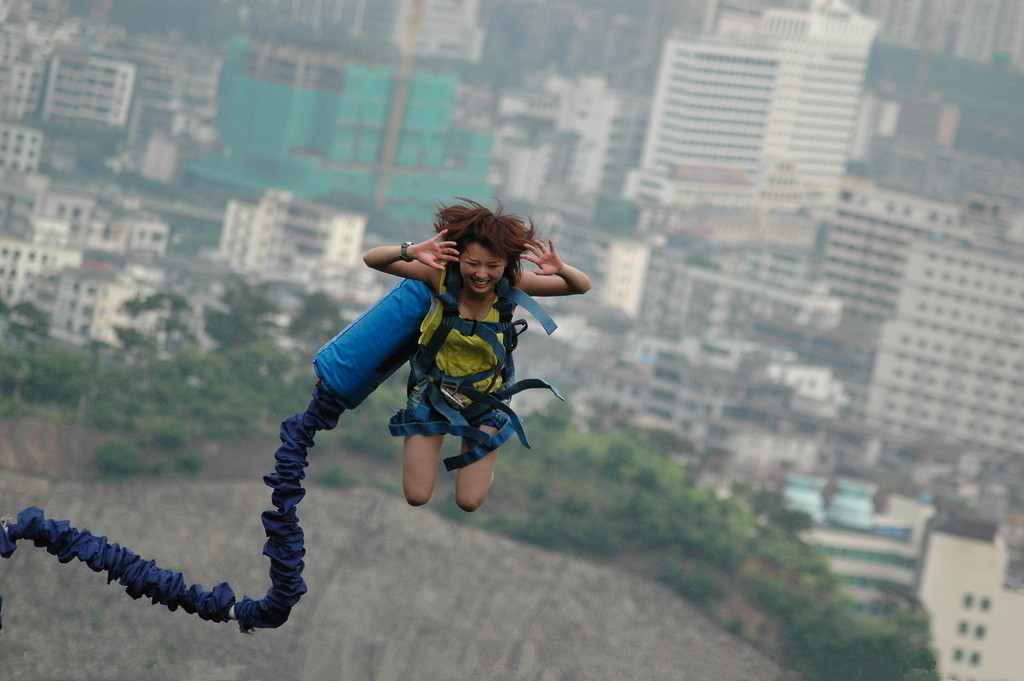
(418, 277), (504, 393)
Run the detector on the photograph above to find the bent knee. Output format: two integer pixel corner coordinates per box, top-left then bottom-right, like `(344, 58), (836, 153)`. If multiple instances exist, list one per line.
(455, 494), (486, 513)
(405, 490), (432, 507)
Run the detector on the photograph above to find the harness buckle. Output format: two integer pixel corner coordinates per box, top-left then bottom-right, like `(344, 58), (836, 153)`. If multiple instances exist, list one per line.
(507, 319), (528, 351)
(438, 381), (467, 410)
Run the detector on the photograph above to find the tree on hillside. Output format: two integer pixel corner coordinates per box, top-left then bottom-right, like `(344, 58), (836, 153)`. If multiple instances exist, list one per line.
(9, 301), (49, 337)
(121, 291), (197, 355)
(204, 276), (280, 350)
(288, 291), (345, 356)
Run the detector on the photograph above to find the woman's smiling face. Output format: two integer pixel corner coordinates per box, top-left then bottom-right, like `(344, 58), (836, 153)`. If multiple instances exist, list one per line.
(458, 241), (507, 296)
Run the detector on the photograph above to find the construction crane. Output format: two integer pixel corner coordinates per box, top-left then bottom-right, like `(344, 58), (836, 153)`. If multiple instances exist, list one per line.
(374, 0), (425, 209)
(374, 0), (466, 209)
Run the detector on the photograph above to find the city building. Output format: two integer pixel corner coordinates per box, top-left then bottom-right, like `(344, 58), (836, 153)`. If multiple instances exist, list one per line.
(262, 0), (401, 42)
(0, 121), (42, 173)
(625, 0), (877, 211)
(402, 0), (485, 63)
(641, 246), (843, 341)
(861, 0), (1024, 71)
(493, 74), (647, 210)
(860, 42), (1024, 202)
(785, 474), (936, 613)
(493, 133), (554, 206)
(865, 232), (1024, 458)
(218, 189), (366, 278)
(817, 178), (966, 334)
(187, 37), (492, 223)
(40, 49), (136, 128)
(0, 11), (58, 121)
(861, 0), (927, 48)
(0, 231), (82, 304)
(591, 338), (878, 477)
(77, 209), (170, 258)
(601, 239), (651, 318)
(48, 262), (156, 348)
(918, 516), (1024, 681)
(116, 33), (223, 181)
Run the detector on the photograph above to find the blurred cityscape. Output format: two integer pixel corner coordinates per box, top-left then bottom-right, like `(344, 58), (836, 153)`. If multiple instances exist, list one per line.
(3, 0), (1024, 677)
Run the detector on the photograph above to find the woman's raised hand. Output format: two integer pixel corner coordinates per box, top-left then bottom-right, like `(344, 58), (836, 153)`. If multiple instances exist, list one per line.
(413, 230), (460, 270)
(521, 239), (564, 276)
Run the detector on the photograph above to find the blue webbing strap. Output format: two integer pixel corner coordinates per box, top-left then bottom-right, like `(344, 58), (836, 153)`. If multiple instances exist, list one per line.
(497, 282), (558, 335)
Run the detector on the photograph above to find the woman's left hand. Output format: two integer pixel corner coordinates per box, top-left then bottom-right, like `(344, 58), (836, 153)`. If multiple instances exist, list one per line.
(521, 239), (564, 276)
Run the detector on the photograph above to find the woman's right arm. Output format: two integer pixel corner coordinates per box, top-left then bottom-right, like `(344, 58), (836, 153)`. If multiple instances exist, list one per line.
(363, 231), (458, 283)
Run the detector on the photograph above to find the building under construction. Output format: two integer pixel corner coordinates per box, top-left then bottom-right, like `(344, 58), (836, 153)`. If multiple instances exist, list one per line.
(187, 37), (493, 223)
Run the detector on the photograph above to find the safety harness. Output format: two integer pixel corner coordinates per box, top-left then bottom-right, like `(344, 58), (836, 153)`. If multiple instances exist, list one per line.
(388, 267), (563, 471)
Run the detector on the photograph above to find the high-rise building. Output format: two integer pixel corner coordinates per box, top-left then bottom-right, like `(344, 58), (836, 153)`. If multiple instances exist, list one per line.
(188, 37), (492, 223)
(865, 233), (1024, 457)
(818, 178), (966, 334)
(626, 0), (877, 211)
(40, 50), (136, 128)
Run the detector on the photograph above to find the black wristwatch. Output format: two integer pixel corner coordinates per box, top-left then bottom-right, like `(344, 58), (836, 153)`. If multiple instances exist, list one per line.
(400, 241), (414, 262)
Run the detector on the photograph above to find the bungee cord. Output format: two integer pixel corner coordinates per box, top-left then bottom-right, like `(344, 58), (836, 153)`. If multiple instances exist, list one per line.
(0, 280), (430, 635)
(0, 383), (344, 634)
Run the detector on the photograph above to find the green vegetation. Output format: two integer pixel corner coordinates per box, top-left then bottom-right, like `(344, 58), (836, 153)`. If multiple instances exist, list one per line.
(315, 465), (360, 489)
(459, 402), (937, 681)
(95, 440), (158, 477)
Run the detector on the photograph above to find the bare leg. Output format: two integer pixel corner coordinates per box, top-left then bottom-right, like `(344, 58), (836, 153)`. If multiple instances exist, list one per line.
(454, 425), (499, 512)
(402, 433), (444, 506)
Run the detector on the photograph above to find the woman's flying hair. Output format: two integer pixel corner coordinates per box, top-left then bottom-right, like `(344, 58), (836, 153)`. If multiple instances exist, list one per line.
(433, 198), (536, 282)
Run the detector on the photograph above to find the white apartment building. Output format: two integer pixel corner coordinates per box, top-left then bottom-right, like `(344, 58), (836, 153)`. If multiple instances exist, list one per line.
(41, 50), (136, 128)
(0, 20), (49, 120)
(495, 74), (646, 204)
(34, 184), (97, 239)
(865, 236), (1024, 457)
(818, 178), (966, 332)
(494, 133), (553, 205)
(551, 76), (621, 197)
(219, 189), (366, 277)
(765, 362), (849, 419)
(728, 427), (828, 478)
(918, 517), (1024, 681)
(0, 171), (98, 238)
(0, 121), (42, 173)
(641, 247), (844, 341)
(600, 239), (651, 318)
(401, 0), (485, 63)
(77, 211), (170, 258)
(0, 232), (82, 304)
(625, 0), (877, 211)
(49, 263), (162, 348)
